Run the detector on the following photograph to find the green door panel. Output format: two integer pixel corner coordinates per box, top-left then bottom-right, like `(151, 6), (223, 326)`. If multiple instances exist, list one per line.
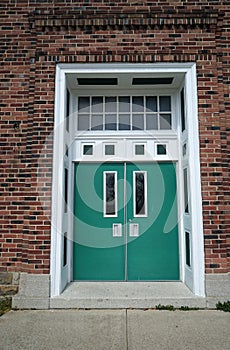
(73, 162), (125, 280)
(126, 163), (179, 280)
(73, 161), (179, 281)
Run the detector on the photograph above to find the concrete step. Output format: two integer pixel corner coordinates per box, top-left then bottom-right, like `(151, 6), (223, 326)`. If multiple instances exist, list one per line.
(50, 282), (207, 309)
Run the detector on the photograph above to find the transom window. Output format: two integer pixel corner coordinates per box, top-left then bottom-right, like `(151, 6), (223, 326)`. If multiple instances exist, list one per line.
(77, 95), (172, 131)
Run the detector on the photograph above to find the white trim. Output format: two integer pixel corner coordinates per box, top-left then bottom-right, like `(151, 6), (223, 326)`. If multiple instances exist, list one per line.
(185, 65), (205, 296)
(73, 137), (178, 163)
(51, 65), (66, 297)
(58, 62), (195, 73)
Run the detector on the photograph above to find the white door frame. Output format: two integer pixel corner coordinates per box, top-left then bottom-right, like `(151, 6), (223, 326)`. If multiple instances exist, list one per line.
(51, 63), (205, 297)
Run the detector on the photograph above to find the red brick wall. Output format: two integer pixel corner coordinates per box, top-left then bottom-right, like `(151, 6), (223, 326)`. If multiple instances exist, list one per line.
(0, 1), (229, 274)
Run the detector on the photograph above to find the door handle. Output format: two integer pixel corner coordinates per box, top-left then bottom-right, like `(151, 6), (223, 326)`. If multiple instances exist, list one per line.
(113, 223), (122, 237)
(129, 223), (139, 237)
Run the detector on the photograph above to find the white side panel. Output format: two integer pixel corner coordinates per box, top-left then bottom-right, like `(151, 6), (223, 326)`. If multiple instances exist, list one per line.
(51, 66), (66, 297)
(185, 65), (205, 296)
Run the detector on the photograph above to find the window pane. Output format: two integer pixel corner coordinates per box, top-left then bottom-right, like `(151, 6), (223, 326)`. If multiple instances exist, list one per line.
(185, 231), (191, 267)
(78, 114), (90, 130)
(78, 97), (90, 113)
(159, 96), (171, 111)
(157, 144), (167, 155)
(105, 114), (117, 130)
(146, 96), (157, 112)
(119, 97), (130, 112)
(183, 168), (189, 213)
(119, 114), (130, 130)
(105, 97), (117, 113)
(181, 89), (186, 132)
(66, 89), (70, 132)
(146, 114), (158, 130)
(92, 96), (103, 113)
(160, 114), (171, 129)
(104, 172), (117, 216)
(135, 172), (146, 216)
(105, 145), (115, 155)
(132, 96), (144, 112)
(91, 114), (103, 130)
(83, 145), (93, 155)
(64, 168), (68, 213)
(183, 143), (187, 156)
(63, 233), (67, 267)
(132, 114), (144, 130)
(135, 144), (145, 155)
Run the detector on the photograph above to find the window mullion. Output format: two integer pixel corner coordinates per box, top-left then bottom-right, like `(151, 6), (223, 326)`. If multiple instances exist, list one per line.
(77, 93), (172, 132)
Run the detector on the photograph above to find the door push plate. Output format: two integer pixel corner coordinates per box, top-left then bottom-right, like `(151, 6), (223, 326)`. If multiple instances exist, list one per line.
(129, 223), (139, 237)
(113, 223), (122, 237)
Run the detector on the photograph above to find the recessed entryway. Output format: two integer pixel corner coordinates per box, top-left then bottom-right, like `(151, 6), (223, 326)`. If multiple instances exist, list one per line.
(51, 63), (205, 300)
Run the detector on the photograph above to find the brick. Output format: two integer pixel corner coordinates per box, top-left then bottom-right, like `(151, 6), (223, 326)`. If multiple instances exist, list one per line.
(0, 1), (229, 276)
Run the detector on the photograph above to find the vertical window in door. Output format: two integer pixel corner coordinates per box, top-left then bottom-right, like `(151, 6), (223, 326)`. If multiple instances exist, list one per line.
(104, 172), (117, 217)
(63, 232), (67, 267)
(66, 89), (70, 132)
(180, 88), (186, 132)
(185, 231), (191, 267)
(64, 168), (68, 213)
(183, 168), (189, 213)
(134, 171), (147, 216)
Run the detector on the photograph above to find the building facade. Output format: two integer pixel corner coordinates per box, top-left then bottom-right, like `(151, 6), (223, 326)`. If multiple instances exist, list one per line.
(0, 0), (229, 308)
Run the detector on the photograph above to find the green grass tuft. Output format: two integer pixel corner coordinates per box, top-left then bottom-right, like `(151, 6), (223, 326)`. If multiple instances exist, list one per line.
(0, 297), (12, 316)
(155, 304), (175, 311)
(216, 301), (230, 312)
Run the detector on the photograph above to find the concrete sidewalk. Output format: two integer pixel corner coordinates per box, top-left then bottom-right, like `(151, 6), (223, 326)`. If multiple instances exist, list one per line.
(0, 309), (229, 350)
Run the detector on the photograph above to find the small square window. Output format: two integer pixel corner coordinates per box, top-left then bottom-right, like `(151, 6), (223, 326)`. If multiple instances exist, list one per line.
(83, 145), (93, 155)
(157, 144), (167, 155)
(105, 145), (115, 155)
(135, 144), (145, 155)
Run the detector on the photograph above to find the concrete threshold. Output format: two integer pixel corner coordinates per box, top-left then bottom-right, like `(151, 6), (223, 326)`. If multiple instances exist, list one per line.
(50, 282), (206, 309)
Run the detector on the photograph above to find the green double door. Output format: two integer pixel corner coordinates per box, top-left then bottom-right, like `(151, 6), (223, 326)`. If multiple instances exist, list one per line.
(73, 162), (179, 281)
